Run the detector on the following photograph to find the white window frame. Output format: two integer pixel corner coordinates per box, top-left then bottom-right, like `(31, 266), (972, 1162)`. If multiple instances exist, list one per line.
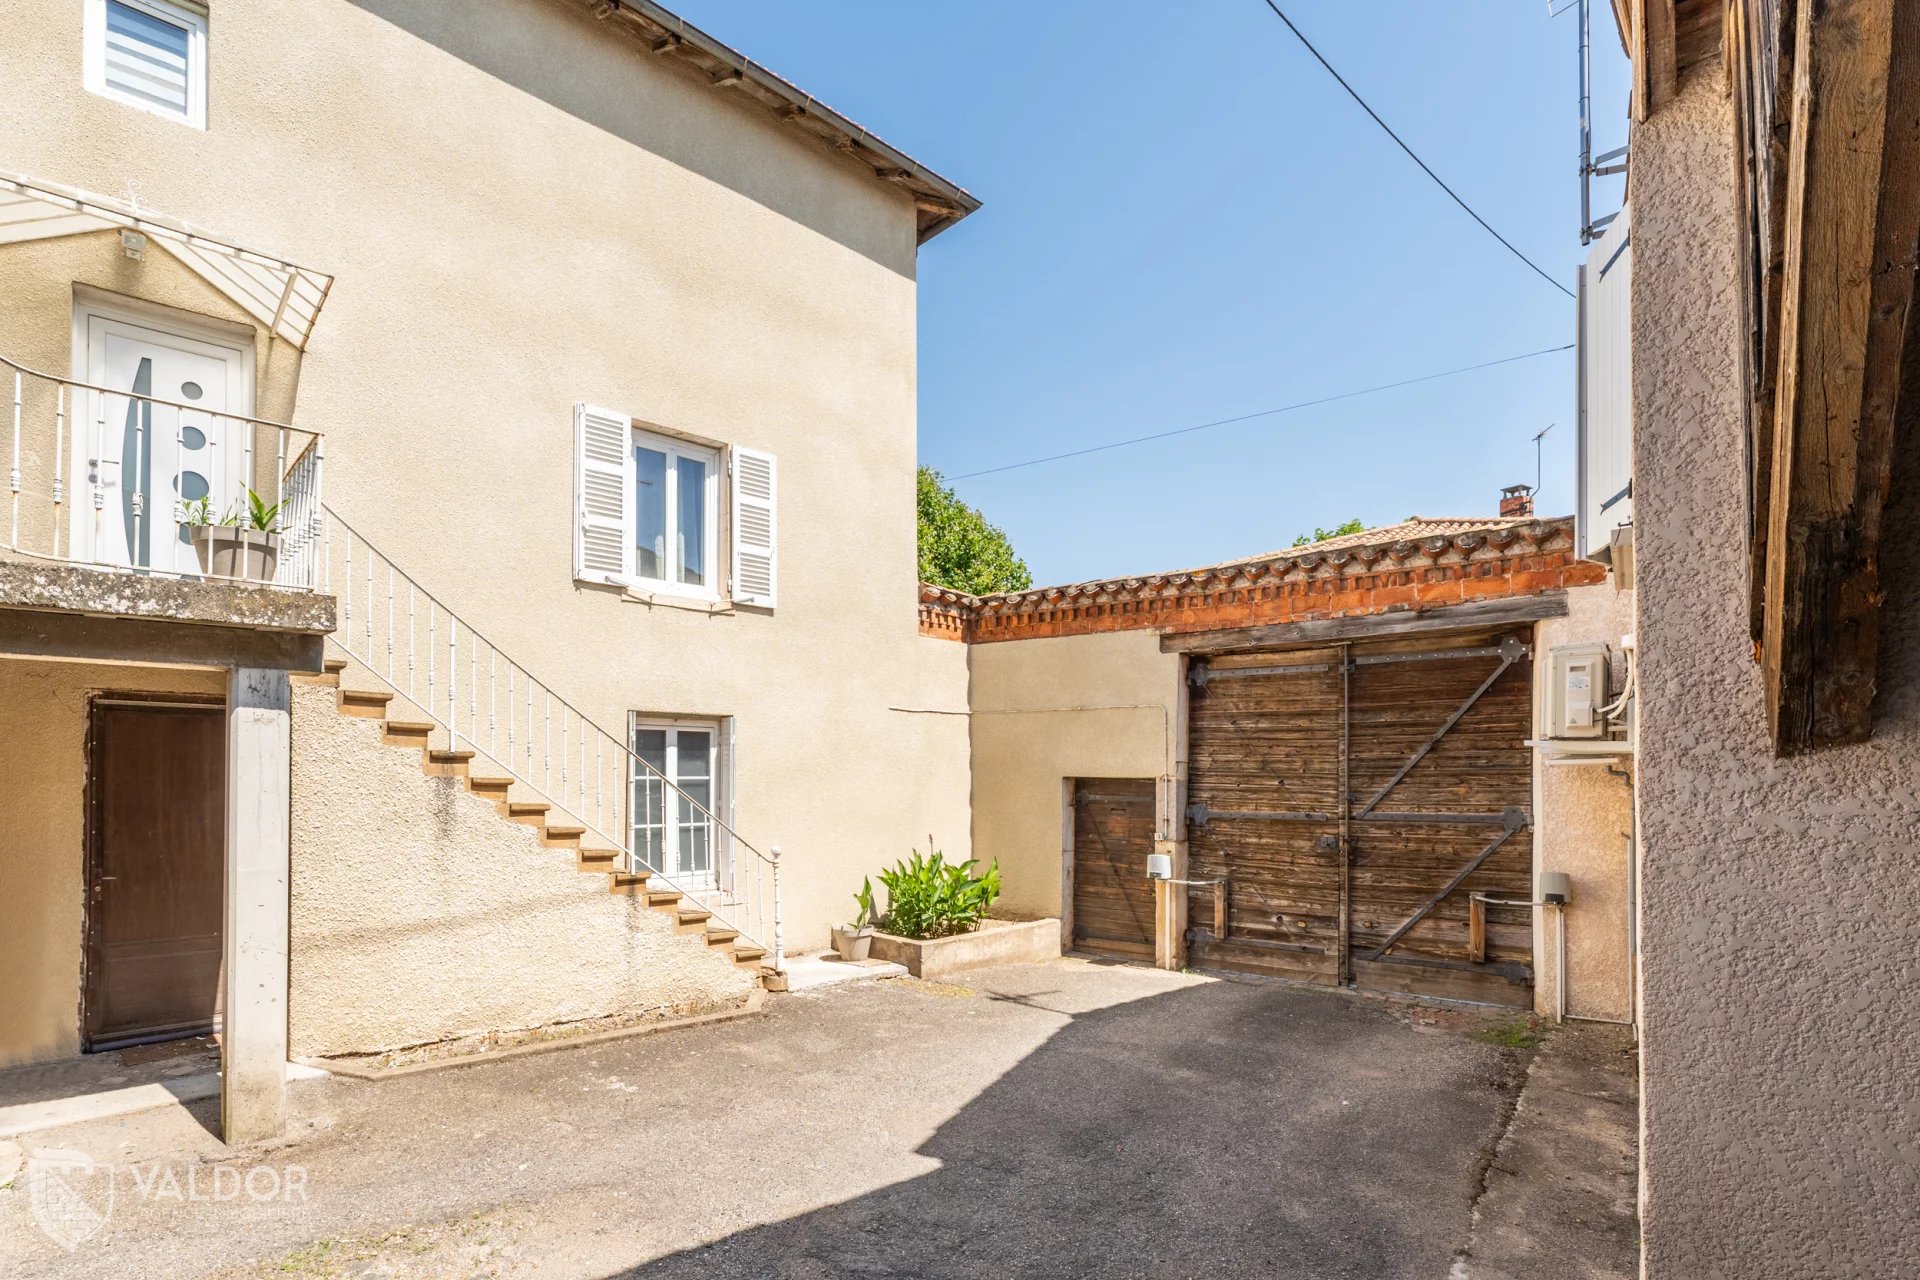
(630, 426), (721, 601)
(83, 0), (209, 130)
(629, 716), (729, 890)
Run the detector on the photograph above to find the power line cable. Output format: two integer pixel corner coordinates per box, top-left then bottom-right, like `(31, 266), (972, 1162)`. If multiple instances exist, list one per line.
(947, 343), (1574, 480)
(1256, 0), (1577, 300)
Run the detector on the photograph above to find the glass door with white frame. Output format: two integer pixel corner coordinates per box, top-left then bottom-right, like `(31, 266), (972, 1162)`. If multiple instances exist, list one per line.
(630, 719), (722, 888)
(75, 310), (250, 576)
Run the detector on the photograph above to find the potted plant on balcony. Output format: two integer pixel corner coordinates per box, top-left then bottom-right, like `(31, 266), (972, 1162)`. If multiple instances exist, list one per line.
(830, 877), (877, 962)
(185, 488), (283, 583)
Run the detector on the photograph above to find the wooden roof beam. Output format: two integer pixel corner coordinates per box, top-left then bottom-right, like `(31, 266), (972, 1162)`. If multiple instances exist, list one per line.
(1762, 0), (1920, 753)
(1630, 0), (1679, 121)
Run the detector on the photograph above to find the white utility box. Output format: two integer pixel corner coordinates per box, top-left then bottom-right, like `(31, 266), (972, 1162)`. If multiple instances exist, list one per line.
(1547, 643), (1612, 739)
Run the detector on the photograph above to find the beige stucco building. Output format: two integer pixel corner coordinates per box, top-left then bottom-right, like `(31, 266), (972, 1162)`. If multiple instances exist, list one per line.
(1598, 1), (1920, 1274)
(0, 0), (977, 1138)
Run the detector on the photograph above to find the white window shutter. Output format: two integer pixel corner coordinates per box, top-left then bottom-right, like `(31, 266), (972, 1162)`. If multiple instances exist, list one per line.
(575, 403), (633, 584)
(730, 446), (777, 607)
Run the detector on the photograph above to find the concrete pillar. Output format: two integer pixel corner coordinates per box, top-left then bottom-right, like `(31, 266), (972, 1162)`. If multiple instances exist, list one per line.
(221, 666), (291, 1144)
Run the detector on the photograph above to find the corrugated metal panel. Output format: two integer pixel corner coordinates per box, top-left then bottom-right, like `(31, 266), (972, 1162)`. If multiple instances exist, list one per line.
(1577, 206), (1633, 560)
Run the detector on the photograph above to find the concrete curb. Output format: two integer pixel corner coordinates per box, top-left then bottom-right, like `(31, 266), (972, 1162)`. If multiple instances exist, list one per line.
(301, 992), (764, 1081)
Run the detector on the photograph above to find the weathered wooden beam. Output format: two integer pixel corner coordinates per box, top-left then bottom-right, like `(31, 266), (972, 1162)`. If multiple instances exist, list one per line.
(1158, 593), (1568, 656)
(1469, 894), (1488, 965)
(1647, 0), (1680, 111)
(1762, 0), (1920, 753)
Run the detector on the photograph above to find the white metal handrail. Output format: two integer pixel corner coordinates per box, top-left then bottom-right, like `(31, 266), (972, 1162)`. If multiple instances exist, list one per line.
(321, 506), (782, 970)
(2, 354), (325, 589)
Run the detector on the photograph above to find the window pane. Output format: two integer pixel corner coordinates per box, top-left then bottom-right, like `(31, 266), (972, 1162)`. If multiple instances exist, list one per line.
(631, 728), (668, 872)
(675, 730), (713, 876)
(634, 446), (667, 581)
(677, 456), (707, 587)
(105, 1), (190, 116)
(676, 730), (711, 780)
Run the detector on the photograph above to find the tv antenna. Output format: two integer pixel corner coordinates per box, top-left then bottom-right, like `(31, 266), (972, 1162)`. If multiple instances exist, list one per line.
(1530, 423), (1556, 500)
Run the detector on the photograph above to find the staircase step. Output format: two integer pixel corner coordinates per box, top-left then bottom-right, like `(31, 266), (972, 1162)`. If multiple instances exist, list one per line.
(674, 907), (713, 934)
(577, 848), (622, 872)
(324, 658), (348, 674)
(539, 824), (586, 848)
(339, 688), (395, 718)
(382, 720), (435, 747)
(704, 926), (740, 946)
(609, 872), (650, 895)
(645, 889), (683, 908)
(503, 801), (551, 825)
(290, 668), (340, 688)
(466, 775), (513, 800)
(423, 748), (475, 778)
(732, 944), (768, 966)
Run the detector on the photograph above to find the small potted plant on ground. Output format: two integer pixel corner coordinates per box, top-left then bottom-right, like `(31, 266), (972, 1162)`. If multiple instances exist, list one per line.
(186, 488), (283, 583)
(830, 878), (877, 962)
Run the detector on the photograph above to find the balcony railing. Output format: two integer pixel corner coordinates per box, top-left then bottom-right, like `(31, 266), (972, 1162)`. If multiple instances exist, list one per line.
(2, 354), (324, 590)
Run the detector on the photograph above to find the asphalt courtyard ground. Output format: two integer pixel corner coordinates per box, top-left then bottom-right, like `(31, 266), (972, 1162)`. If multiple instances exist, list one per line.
(0, 958), (1567, 1279)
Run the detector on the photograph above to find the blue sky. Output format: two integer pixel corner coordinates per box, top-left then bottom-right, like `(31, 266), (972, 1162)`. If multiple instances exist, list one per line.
(677, 1), (1631, 585)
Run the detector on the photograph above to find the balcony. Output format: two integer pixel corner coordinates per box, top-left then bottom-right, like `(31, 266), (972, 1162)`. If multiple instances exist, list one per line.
(1, 353), (332, 656)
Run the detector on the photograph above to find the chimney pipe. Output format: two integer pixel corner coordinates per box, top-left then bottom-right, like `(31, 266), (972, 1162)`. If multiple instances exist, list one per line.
(1500, 485), (1534, 518)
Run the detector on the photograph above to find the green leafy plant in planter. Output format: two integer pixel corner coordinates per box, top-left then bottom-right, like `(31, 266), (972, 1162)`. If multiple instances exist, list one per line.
(185, 487), (285, 582)
(831, 877), (878, 962)
(875, 847), (1002, 940)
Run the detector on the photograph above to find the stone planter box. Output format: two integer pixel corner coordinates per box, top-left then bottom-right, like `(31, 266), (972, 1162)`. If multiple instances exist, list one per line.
(869, 917), (1061, 981)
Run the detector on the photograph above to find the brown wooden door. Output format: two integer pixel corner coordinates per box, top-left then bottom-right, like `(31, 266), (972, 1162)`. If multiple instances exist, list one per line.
(1071, 778), (1157, 960)
(1185, 628), (1535, 1006)
(85, 698), (225, 1050)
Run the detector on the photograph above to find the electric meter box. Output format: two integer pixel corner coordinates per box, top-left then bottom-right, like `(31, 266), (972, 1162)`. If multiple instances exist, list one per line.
(1547, 643), (1613, 738)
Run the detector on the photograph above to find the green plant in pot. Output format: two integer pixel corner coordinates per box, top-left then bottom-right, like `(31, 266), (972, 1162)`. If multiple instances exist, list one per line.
(185, 488), (284, 583)
(831, 878), (876, 962)
(874, 847), (1001, 940)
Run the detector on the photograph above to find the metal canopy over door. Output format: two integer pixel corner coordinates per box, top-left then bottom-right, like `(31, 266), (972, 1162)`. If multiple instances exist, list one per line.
(1070, 778), (1157, 960)
(1184, 627), (1535, 1006)
(84, 697), (226, 1050)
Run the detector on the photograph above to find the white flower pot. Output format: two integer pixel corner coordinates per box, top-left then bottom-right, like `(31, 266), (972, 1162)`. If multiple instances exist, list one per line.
(190, 526), (281, 583)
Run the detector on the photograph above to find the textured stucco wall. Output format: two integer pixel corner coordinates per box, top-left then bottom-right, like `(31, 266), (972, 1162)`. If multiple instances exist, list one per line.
(1632, 66), (1920, 1277)
(0, 0), (972, 953)
(1531, 583), (1635, 1023)
(288, 680), (754, 1057)
(0, 657), (226, 1067)
(967, 632), (1181, 924)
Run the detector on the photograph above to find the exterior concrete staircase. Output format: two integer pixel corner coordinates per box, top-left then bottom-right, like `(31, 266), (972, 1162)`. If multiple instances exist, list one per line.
(295, 656), (771, 983)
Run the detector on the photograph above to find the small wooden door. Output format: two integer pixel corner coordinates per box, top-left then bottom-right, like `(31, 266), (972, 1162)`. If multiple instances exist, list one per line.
(1070, 778), (1158, 960)
(85, 698), (226, 1050)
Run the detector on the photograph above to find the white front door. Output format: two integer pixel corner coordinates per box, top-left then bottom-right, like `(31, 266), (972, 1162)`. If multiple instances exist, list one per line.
(75, 309), (251, 574)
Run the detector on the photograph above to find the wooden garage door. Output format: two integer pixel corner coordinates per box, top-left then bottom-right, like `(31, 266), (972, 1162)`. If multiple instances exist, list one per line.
(1071, 778), (1157, 960)
(1184, 627), (1535, 1006)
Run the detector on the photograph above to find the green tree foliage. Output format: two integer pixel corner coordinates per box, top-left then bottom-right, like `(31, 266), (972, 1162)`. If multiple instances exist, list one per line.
(917, 466), (1033, 595)
(1292, 517), (1367, 547)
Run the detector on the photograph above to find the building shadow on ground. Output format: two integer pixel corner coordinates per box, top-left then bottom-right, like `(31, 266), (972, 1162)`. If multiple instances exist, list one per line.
(609, 975), (1504, 1280)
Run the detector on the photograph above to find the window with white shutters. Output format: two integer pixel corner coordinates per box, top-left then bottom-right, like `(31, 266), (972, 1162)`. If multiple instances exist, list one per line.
(84, 0), (208, 129)
(730, 447), (777, 608)
(574, 406), (770, 608)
